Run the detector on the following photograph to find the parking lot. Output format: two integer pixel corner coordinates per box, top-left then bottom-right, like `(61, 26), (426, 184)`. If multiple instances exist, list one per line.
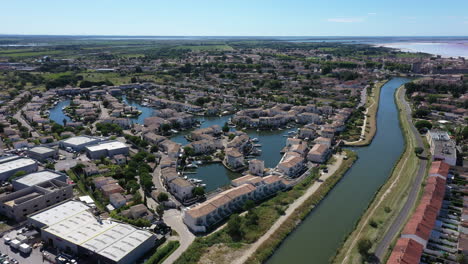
(0, 228), (52, 264)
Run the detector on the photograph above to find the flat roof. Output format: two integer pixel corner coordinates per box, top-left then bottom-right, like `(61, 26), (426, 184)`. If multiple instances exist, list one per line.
(30, 200), (90, 226)
(29, 146), (55, 154)
(14, 171), (64, 187)
(62, 136), (100, 146)
(34, 201), (154, 263)
(0, 158), (36, 174)
(86, 141), (128, 152)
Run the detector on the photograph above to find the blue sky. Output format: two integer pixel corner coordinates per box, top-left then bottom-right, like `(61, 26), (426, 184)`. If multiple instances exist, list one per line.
(1, 0), (468, 36)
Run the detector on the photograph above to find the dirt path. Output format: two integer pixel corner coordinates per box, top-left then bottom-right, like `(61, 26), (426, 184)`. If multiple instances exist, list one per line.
(232, 154), (344, 264)
(343, 92), (376, 145)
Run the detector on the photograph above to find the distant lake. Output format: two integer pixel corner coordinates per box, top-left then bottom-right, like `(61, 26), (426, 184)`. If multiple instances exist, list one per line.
(377, 41), (468, 58)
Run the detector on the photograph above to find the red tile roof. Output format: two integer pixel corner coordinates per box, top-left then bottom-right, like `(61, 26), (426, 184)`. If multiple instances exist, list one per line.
(387, 238), (424, 264)
(429, 161), (450, 178)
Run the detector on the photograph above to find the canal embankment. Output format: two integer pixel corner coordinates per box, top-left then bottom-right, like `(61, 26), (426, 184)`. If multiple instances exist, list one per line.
(344, 80), (387, 147)
(264, 77), (408, 264)
(333, 83), (427, 263)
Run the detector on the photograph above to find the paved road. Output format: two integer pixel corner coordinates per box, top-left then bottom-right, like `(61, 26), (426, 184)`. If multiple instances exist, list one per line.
(161, 209), (195, 264)
(374, 87), (428, 261)
(13, 109), (40, 138)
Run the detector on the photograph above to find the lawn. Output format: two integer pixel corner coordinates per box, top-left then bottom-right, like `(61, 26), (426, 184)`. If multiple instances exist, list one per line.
(333, 85), (425, 264)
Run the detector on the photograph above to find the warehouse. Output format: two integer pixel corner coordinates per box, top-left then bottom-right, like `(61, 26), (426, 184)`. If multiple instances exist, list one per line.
(12, 170), (68, 190)
(59, 136), (102, 151)
(0, 180), (72, 221)
(0, 156), (38, 181)
(28, 201), (157, 264)
(85, 141), (129, 159)
(27, 146), (57, 162)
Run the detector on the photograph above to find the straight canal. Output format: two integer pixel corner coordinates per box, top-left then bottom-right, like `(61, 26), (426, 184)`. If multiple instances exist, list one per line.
(266, 77), (410, 264)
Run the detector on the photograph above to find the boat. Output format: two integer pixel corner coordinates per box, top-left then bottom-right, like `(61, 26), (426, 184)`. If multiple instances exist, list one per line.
(195, 161), (203, 165)
(200, 184), (207, 187)
(251, 138), (259, 142)
(186, 164), (198, 169)
(191, 179), (203, 183)
(254, 144), (262, 147)
(170, 129), (179, 133)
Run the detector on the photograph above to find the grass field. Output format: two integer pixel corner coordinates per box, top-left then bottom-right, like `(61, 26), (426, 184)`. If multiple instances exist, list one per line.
(346, 80), (387, 147)
(333, 86), (424, 264)
(175, 44), (233, 51)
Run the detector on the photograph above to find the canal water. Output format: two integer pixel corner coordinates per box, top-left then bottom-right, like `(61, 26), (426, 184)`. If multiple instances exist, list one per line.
(122, 95), (154, 125)
(49, 100), (71, 125)
(266, 77), (410, 264)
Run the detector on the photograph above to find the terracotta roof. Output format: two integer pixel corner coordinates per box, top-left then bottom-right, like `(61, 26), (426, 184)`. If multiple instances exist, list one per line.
(224, 184), (256, 200)
(186, 203), (217, 218)
(231, 175), (258, 186)
(263, 175), (282, 184)
(309, 144), (329, 155)
(387, 238), (424, 264)
(429, 161), (450, 178)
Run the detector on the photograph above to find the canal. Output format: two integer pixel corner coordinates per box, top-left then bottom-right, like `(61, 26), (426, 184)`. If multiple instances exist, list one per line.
(265, 77), (410, 264)
(49, 99), (72, 125)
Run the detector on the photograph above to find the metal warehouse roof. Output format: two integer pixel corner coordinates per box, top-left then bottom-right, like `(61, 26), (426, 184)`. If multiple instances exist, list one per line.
(31, 201), (154, 262)
(86, 141), (128, 152)
(62, 136), (100, 146)
(14, 171), (63, 187)
(0, 157), (36, 173)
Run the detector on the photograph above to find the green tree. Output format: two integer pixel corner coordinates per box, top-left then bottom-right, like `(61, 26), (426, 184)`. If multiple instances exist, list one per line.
(192, 186), (205, 197)
(414, 147), (424, 156)
(414, 120), (432, 130)
(226, 214), (243, 241)
(357, 238), (372, 258)
(157, 192), (169, 202)
(222, 122), (230, 133)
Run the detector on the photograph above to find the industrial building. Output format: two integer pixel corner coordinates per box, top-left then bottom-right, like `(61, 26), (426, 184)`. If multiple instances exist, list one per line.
(85, 141), (129, 159)
(0, 179), (73, 221)
(27, 146), (57, 162)
(12, 170), (68, 190)
(28, 201), (157, 264)
(0, 155), (38, 182)
(59, 136), (102, 151)
(426, 130), (457, 166)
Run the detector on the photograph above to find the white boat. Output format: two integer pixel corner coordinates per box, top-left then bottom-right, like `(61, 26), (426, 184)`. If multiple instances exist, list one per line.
(187, 164), (198, 169)
(170, 129), (179, 133)
(200, 184), (207, 187)
(251, 138), (259, 142)
(191, 179), (203, 183)
(195, 161), (203, 165)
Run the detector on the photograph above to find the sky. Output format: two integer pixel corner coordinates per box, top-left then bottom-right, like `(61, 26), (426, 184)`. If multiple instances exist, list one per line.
(1, 0), (468, 36)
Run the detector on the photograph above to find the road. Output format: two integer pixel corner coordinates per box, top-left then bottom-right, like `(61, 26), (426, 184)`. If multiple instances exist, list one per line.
(161, 209), (195, 264)
(373, 87), (428, 261)
(233, 154), (345, 264)
(13, 108), (40, 138)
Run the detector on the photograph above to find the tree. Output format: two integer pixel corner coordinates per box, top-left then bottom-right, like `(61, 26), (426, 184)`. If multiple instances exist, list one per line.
(414, 147), (424, 156)
(357, 238), (372, 258)
(245, 211), (259, 226)
(414, 120), (432, 131)
(157, 192), (169, 202)
(156, 204), (165, 219)
(192, 186), (205, 197)
(243, 200), (255, 211)
(226, 214), (243, 240)
(8, 170), (26, 182)
(222, 122), (230, 133)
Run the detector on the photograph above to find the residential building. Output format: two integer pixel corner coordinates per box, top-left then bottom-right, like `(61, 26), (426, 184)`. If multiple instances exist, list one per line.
(307, 144), (330, 163)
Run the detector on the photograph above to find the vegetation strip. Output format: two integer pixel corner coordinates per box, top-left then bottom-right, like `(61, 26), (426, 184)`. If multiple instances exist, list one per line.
(145, 241), (181, 264)
(333, 85), (422, 263)
(346, 80), (386, 147)
(244, 150), (357, 264)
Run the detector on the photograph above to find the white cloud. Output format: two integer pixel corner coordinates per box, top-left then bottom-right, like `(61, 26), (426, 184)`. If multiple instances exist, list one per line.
(368, 12), (377, 16)
(327, 18), (364, 23)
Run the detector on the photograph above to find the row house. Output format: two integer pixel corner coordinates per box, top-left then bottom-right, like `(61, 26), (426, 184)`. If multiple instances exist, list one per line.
(307, 144), (330, 163)
(277, 152), (305, 177)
